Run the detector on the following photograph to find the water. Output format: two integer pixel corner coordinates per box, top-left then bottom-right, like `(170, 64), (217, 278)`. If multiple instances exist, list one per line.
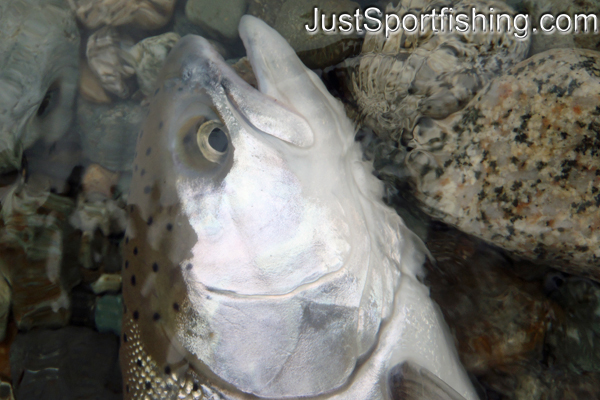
(1, 0), (600, 399)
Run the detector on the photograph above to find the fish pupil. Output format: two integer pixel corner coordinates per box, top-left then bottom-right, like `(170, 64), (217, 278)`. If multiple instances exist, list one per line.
(208, 128), (228, 152)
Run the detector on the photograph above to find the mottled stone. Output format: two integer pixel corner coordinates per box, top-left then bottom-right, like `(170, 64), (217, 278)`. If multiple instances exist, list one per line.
(340, 0), (529, 141)
(274, 0), (363, 69)
(0, 183), (76, 330)
(124, 32), (181, 96)
(407, 48), (600, 279)
(68, 0), (176, 30)
(86, 27), (136, 99)
(79, 60), (111, 104)
(185, 0), (249, 41)
(77, 96), (143, 172)
(10, 326), (121, 400)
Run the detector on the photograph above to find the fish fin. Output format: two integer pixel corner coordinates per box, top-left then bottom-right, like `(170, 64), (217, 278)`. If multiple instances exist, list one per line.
(388, 360), (469, 400)
(222, 76), (314, 147)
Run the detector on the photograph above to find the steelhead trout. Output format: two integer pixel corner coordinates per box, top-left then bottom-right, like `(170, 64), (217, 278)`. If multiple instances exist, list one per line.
(121, 15), (478, 400)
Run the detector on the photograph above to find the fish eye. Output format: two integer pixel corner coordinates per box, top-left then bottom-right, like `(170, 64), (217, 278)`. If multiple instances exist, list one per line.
(196, 120), (230, 163)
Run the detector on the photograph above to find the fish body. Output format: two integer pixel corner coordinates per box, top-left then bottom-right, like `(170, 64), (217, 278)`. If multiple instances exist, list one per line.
(0, 0), (79, 174)
(121, 16), (477, 400)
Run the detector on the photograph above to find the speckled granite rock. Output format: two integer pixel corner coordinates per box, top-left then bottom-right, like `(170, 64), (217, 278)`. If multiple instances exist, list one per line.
(407, 48), (600, 279)
(274, 0), (363, 69)
(247, 0), (286, 26)
(77, 96), (143, 172)
(185, 0), (249, 41)
(10, 326), (121, 400)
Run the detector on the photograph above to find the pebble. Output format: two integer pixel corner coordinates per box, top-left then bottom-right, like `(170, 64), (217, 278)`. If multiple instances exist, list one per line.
(94, 294), (123, 336)
(68, 0), (177, 30)
(90, 274), (122, 294)
(81, 164), (120, 201)
(79, 60), (112, 104)
(86, 27), (136, 99)
(124, 32), (181, 97)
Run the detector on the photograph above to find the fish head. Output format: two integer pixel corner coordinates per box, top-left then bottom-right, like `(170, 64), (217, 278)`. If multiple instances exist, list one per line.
(124, 15), (402, 399)
(0, 0), (79, 175)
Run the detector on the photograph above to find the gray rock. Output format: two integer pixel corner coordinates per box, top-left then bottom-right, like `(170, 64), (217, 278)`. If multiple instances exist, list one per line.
(10, 326), (121, 400)
(185, 0), (249, 41)
(274, 0), (363, 69)
(77, 97), (143, 172)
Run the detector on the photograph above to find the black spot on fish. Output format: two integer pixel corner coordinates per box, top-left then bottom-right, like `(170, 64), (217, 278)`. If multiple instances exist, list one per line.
(166, 223), (173, 231)
(137, 359), (143, 367)
(186, 263), (193, 270)
(140, 169), (145, 176)
(125, 260), (129, 269)
(134, 164), (138, 172)
(123, 333), (127, 342)
(173, 303), (180, 311)
(144, 186), (151, 194)
(146, 147), (151, 156)
(131, 275), (136, 286)
(164, 366), (171, 374)
(153, 312), (160, 321)
(152, 262), (158, 272)
(154, 88), (159, 95)
(125, 236), (129, 244)
(146, 381), (151, 390)
(159, 121), (163, 129)
(147, 216), (153, 226)
(133, 310), (139, 320)
(126, 385), (129, 393)
(133, 247), (138, 255)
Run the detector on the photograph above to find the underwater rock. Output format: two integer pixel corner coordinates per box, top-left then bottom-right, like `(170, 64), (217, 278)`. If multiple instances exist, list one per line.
(77, 96), (143, 172)
(407, 48), (600, 279)
(0, 182), (76, 330)
(247, 0), (286, 26)
(0, 380), (13, 400)
(81, 164), (120, 201)
(274, 0), (363, 69)
(95, 294), (122, 335)
(230, 57), (258, 88)
(68, 0), (176, 30)
(86, 26), (136, 99)
(0, 278), (10, 343)
(79, 60), (112, 104)
(515, 0), (600, 55)
(0, 0), (79, 174)
(340, 0), (530, 141)
(424, 225), (554, 375)
(544, 275), (600, 374)
(122, 32), (181, 97)
(10, 326), (121, 400)
(185, 0), (249, 41)
(69, 195), (127, 270)
(91, 273), (122, 294)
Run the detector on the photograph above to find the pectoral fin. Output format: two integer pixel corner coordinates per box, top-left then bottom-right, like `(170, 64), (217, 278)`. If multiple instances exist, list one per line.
(388, 360), (468, 400)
